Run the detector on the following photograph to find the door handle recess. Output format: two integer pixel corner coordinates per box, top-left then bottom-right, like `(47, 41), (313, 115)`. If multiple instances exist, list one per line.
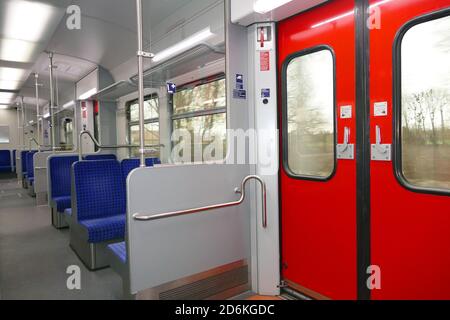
(337, 127), (354, 160)
(371, 125), (391, 161)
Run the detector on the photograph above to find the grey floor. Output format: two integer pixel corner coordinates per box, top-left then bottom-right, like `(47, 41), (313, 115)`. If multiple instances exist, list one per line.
(0, 175), (123, 300)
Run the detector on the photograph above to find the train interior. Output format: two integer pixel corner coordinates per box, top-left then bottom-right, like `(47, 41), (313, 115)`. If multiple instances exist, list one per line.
(0, 0), (449, 301)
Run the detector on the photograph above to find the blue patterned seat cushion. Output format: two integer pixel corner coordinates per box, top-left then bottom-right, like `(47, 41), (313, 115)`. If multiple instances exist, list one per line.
(84, 154), (117, 161)
(108, 241), (127, 263)
(80, 215), (126, 243)
(53, 196), (71, 213)
(121, 158), (161, 180)
(73, 160), (126, 221)
(0, 150), (11, 172)
(26, 151), (37, 179)
(27, 177), (35, 185)
(0, 166), (11, 172)
(21, 151), (28, 173)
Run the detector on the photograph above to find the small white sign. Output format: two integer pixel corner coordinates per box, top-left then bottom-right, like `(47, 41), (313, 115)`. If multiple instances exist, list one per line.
(374, 102), (388, 117)
(340, 105), (352, 119)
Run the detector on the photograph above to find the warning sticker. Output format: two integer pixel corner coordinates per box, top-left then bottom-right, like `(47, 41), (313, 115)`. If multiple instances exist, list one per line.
(260, 51), (270, 72)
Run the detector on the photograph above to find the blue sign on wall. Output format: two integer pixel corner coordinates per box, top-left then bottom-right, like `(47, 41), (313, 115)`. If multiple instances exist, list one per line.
(261, 88), (271, 98)
(167, 82), (176, 94)
(233, 74), (246, 100)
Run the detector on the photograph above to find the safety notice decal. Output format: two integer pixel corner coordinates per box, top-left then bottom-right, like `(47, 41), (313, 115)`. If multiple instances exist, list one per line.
(233, 74), (247, 100)
(260, 51), (270, 72)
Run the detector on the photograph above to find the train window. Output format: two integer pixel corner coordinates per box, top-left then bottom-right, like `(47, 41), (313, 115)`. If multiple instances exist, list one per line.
(172, 77), (227, 162)
(397, 14), (450, 192)
(283, 48), (335, 180)
(127, 94), (160, 157)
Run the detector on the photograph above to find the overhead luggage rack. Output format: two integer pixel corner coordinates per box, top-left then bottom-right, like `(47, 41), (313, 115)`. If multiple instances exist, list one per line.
(90, 80), (138, 102)
(129, 42), (225, 88)
(90, 43), (225, 103)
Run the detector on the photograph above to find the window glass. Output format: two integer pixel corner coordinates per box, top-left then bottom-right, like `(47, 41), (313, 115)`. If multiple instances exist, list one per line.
(172, 77), (227, 162)
(129, 95), (159, 122)
(127, 94), (160, 158)
(285, 49), (335, 178)
(173, 79), (226, 115)
(173, 113), (226, 162)
(400, 15), (450, 190)
(129, 123), (160, 158)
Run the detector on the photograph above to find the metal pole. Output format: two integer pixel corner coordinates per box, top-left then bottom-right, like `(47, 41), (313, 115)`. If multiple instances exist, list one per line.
(136, 0), (145, 167)
(34, 73), (40, 147)
(48, 52), (56, 152)
(20, 96), (25, 150)
(16, 103), (21, 149)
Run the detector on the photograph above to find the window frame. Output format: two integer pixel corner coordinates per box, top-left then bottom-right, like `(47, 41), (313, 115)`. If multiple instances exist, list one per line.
(281, 45), (337, 182)
(393, 8), (450, 196)
(126, 93), (160, 156)
(171, 73), (227, 120)
(170, 74), (227, 149)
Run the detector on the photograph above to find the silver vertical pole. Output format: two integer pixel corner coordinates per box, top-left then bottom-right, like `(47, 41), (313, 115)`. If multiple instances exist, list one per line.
(34, 73), (41, 147)
(16, 103), (21, 148)
(20, 96), (25, 149)
(48, 52), (56, 152)
(136, 0), (146, 167)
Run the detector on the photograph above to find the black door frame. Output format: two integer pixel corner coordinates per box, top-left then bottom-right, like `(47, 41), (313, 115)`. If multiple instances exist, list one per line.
(355, 0), (371, 300)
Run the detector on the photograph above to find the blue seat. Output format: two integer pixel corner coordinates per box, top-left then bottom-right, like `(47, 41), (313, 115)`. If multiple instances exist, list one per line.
(20, 151), (29, 176)
(80, 215), (126, 244)
(49, 156), (79, 214)
(84, 154), (117, 161)
(26, 151), (38, 185)
(49, 155), (79, 229)
(108, 242), (127, 264)
(12, 150), (16, 171)
(53, 196), (71, 212)
(71, 160), (127, 270)
(73, 160), (126, 243)
(0, 150), (11, 173)
(120, 158), (161, 179)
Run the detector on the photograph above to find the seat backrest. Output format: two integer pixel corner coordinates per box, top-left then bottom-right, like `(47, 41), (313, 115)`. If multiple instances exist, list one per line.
(120, 158), (161, 180)
(26, 151), (38, 179)
(84, 154), (117, 161)
(21, 151), (29, 173)
(12, 150), (16, 167)
(49, 156), (79, 199)
(0, 150), (11, 167)
(72, 160), (126, 221)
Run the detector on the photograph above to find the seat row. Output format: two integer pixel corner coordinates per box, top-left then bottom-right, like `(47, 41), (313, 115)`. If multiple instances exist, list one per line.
(48, 155), (160, 271)
(0, 150), (15, 173)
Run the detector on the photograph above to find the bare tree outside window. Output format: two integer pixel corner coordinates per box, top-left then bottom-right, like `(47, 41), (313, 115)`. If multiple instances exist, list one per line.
(128, 95), (160, 158)
(172, 78), (227, 162)
(285, 49), (335, 178)
(401, 15), (450, 190)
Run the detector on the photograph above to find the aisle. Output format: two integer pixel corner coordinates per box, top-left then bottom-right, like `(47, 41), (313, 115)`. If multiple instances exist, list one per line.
(0, 177), (122, 300)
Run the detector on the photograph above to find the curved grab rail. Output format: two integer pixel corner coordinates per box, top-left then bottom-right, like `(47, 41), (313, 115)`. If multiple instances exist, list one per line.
(29, 138), (65, 152)
(78, 130), (164, 161)
(29, 138), (41, 152)
(133, 175), (268, 228)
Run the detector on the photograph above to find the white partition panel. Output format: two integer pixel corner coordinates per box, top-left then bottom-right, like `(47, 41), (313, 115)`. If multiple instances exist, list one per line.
(34, 152), (54, 205)
(127, 164), (251, 294)
(16, 151), (22, 181)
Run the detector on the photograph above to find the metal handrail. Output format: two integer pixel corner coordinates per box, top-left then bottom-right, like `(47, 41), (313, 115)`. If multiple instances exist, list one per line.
(78, 130), (164, 160)
(29, 138), (65, 152)
(29, 138), (41, 152)
(133, 175), (268, 228)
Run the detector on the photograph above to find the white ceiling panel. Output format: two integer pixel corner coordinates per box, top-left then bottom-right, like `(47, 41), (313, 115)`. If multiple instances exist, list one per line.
(231, 0), (328, 26)
(1, 0), (225, 105)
